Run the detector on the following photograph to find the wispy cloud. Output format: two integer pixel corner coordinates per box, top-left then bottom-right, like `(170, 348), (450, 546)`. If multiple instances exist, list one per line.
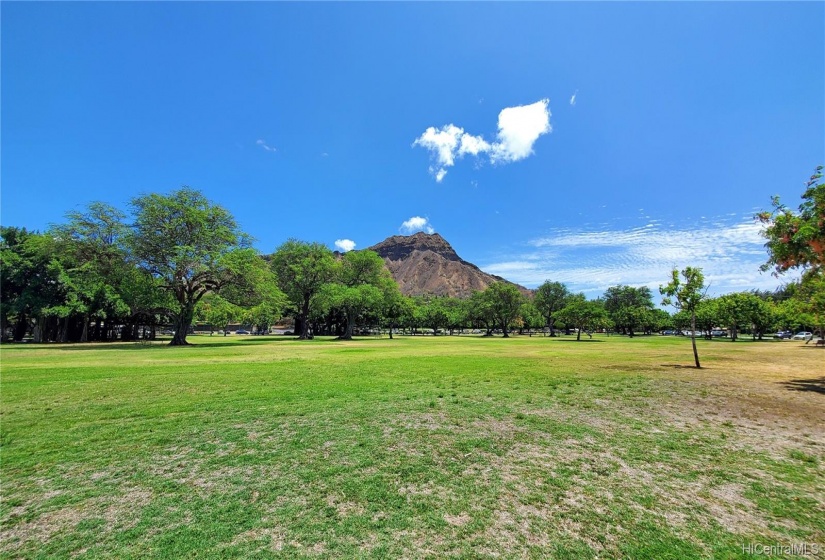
(413, 99), (551, 182)
(400, 216), (434, 234)
(334, 239), (356, 252)
(480, 214), (795, 298)
(256, 139), (276, 152)
(569, 90), (578, 106)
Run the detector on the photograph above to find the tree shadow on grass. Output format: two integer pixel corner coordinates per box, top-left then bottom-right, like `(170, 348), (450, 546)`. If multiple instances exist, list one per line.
(50, 337), (300, 351)
(779, 377), (825, 395)
(660, 364), (702, 369)
(552, 339), (604, 343)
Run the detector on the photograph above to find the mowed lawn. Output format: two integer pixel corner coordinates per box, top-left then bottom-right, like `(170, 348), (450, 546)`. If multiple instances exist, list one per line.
(1, 335), (823, 559)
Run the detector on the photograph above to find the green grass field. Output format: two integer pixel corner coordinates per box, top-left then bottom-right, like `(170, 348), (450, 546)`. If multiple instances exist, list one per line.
(1, 335), (823, 559)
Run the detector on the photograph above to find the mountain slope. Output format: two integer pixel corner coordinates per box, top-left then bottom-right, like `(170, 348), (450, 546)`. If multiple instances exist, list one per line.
(367, 232), (527, 298)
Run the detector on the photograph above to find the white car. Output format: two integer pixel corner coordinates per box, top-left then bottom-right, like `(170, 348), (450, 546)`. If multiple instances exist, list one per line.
(792, 331), (813, 341)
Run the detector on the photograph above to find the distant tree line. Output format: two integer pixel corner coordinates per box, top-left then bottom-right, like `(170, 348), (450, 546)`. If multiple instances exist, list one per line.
(2, 169), (823, 346)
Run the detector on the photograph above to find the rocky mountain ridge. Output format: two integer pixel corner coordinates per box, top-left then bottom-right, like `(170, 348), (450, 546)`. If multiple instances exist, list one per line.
(367, 232), (528, 298)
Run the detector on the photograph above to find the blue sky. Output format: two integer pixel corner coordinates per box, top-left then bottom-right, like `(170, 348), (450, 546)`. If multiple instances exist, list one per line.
(2, 2), (823, 298)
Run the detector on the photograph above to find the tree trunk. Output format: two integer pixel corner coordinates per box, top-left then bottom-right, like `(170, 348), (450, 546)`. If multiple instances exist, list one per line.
(59, 318), (69, 343)
(80, 314), (89, 343)
(170, 304), (195, 345)
(576, 327), (582, 341)
(33, 317), (44, 343)
(690, 312), (701, 368)
(338, 313), (353, 340)
(299, 298), (311, 340)
(13, 314), (27, 342)
(501, 321), (509, 338)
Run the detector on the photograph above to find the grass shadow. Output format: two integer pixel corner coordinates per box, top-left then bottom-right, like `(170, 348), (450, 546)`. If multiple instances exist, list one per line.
(552, 339), (605, 343)
(779, 377), (825, 395)
(46, 337), (301, 351)
(660, 364), (702, 369)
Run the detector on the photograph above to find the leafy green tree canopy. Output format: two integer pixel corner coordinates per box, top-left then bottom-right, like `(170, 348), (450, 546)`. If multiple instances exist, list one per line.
(481, 282), (525, 338)
(533, 280), (570, 335)
(556, 295), (609, 341)
(128, 187), (259, 345)
(271, 240), (336, 339)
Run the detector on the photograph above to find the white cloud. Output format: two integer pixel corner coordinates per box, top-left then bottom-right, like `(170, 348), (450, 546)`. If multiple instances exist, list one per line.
(334, 239), (356, 252)
(570, 90), (577, 106)
(490, 99), (551, 164)
(412, 125), (463, 180)
(256, 139), (276, 152)
(400, 216), (435, 234)
(480, 214), (796, 299)
(413, 99), (551, 182)
(458, 133), (491, 156)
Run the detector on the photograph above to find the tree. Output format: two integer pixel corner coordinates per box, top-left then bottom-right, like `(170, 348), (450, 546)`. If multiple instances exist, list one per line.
(271, 240), (336, 339)
(467, 290), (496, 336)
(481, 282), (525, 337)
(646, 308), (674, 334)
(556, 295), (609, 341)
(443, 297), (468, 335)
(127, 187), (260, 345)
(0, 228), (68, 342)
(694, 298), (719, 339)
(793, 270), (825, 342)
(715, 292), (763, 342)
(419, 296), (450, 335)
(196, 294), (240, 336)
(757, 166), (825, 342)
(318, 283), (383, 339)
(519, 300), (545, 335)
(52, 202), (133, 342)
(379, 277), (413, 339)
(602, 285), (654, 337)
(758, 166), (824, 274)
(660, 267), (707, 368)
(321, 250), (388, 340)
(533, 281), (570, 336)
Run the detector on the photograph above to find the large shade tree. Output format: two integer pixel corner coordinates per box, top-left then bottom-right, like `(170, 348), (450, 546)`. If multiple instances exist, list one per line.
(533, 280), (570, 336)
(128, 187), (264, 345)
(319, 250), (389, 340)
(556, 295), (609, 341)
(602, 285), (654, 337)
(481, 282), (525, 338)
(0, 228), (65, 341)
(271, 240), (336, 339)
(52, 203), (132, 342)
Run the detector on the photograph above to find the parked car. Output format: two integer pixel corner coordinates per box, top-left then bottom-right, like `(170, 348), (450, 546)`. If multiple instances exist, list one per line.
(792, 331), (813, 341)
(711, 330), (728, 337)
(235, 329), (250, 335)
(661, 330), (676, 335)
(773, 331), (793, 339)
(160, 329), (175, 335)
